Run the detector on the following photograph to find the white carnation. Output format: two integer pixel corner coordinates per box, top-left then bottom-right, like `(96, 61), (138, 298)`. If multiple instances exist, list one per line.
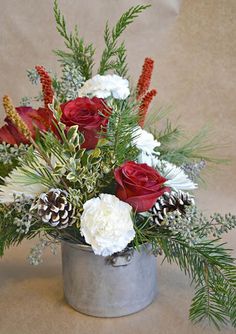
(78, 74), (130, 100)
(131, 130), (197, 191)
(137, 151), (160, 166)
(155, 160), (197, 191)
(133, 127), (161, 164)
(80, 194), (135, 256)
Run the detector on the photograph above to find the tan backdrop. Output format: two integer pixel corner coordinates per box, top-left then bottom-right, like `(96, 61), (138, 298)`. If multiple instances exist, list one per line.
(0, 1), (236, 333)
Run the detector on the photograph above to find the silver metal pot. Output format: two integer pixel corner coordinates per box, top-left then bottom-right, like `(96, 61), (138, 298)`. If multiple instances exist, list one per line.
(61, 240), (157, 317)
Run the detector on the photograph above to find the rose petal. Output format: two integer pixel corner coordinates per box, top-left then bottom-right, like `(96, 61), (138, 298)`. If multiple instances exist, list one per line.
(0, 125), (18, 145)
(122, 186), (170, 212)
(114, 161), (169, 212)
(60, 97), (111, 150)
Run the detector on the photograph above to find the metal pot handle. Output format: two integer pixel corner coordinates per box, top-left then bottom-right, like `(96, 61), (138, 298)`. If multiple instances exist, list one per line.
(106, 249), (134, 267)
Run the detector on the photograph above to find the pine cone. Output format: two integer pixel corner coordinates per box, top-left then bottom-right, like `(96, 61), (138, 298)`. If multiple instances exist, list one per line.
(150, 190), (194, 226)
(37, 189), (76, 229)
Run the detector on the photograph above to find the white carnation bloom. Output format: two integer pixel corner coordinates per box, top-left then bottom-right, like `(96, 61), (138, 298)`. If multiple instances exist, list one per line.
(131, 126), (196, 191)
(133, 127), (161, 154)
(133, 127), (161, 165)
(137, 152), (159, 166)
(155, 160), (197, 191)
(78, 74), (130, 100)
(80, 194), (135, 256)
(0, 167), (48, 203)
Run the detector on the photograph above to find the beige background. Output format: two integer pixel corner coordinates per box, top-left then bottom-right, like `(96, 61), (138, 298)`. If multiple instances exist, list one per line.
(0, 0), (236, 333)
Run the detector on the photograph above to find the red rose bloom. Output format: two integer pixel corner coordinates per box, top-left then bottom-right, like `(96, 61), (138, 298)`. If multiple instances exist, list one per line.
(114, 161), (169, 212)
(0, 107), (56, 145)
(60, 97), (110, 149)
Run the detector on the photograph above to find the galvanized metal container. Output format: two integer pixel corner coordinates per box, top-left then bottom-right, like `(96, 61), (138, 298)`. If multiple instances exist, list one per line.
(61, 240), (157, 317)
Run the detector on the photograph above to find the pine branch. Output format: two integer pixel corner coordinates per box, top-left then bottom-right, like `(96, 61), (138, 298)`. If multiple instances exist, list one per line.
(158, 232), (236, 328)
(18, 148), (60, 188)
(154, 119), (183, 146)
(153, 122), (226, 165)
(53, 0), (95, 79)
(133, 219), (236, 328)
(98, 4), (150, 76)
(145, 105), (173, 128)
(100, 100), (139, 166)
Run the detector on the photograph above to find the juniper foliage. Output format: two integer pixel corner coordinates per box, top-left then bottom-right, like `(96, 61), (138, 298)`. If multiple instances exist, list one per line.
(98, 5), (150, 76)
(53, 0), (95, 80)
(54, 1), (150, 79)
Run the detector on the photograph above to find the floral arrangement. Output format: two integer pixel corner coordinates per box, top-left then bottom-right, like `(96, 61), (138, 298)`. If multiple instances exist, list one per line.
(0, 1), (235, 329)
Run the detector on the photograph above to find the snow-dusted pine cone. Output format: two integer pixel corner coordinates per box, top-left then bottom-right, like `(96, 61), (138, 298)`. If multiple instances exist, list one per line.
(150, 190), (194, 226)
(37, 189), (76, 229)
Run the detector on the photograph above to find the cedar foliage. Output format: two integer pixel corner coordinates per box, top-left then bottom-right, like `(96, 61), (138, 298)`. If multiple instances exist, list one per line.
(53, 0), (95, 80)
(98, 5), (151, 76)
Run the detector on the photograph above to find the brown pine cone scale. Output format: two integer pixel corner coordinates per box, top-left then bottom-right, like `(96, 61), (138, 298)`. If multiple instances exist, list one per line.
(150, 190), (194, 226)
(37, 189), (75, 229)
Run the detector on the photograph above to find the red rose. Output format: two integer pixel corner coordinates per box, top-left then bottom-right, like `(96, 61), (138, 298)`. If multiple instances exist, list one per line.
(0, 107), (56, 145)
(114, 161), (169, 212)
(60, 97), (110, 150)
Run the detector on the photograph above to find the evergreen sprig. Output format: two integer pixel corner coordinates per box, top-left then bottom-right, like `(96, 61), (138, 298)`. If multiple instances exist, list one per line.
(98, 4), (151, 76)
(152, 122), (225, 165)
(0, 143), (29, 181)
(53, 0), (95, 80)
(0, 199), (53, 257)
(153, 119), (182, 146)
(100, 99), (139, 166)
(162, 236), (236, 329)
(145, 105), (173, 127)
(134, 222), (236, 329)
(160, 206), (236, 245)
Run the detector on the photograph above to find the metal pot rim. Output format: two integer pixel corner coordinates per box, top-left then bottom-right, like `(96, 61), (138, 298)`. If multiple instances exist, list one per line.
(61, 239), (150, 253)
(61, 240), (94, 252)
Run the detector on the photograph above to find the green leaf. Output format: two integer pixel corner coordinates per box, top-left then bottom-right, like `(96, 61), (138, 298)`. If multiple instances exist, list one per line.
(67, 125), (79, 140)
(48, 99), (62, 121)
